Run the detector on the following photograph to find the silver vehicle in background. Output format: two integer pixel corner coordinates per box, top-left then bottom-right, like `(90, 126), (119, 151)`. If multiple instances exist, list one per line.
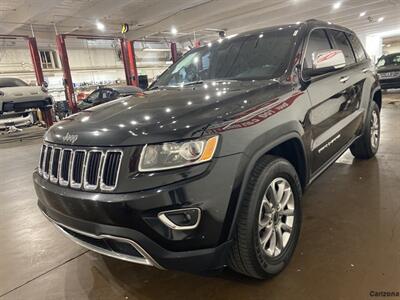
(0, 77), (53, 130)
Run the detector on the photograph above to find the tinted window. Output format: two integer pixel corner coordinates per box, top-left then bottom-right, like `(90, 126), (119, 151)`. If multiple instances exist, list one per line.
(86, 90), (100, 103)
(154, 27), (298, 86)
(0, 78), (28, 88)
(346, 33), (367, 62)
(329, 30), (356, 65)
(304, 29), (332, 69)
(101, 89), (114, 99)
(111, 91), (120, 99)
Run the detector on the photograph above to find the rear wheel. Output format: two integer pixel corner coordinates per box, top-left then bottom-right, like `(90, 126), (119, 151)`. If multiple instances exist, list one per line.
(228, 155), (302, 279)
(350, 102), (380, 159)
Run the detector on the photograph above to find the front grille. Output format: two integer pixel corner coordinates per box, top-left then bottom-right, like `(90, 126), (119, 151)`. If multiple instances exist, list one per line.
(43, 146), (52, 179)
(101, 151), (122, 190)
(38, 144), (123, 192)
(50, 148), (61, 183)
(84, 151), (102, 190)
(71, 150), (86, 188)
(60, 149), (72, 186)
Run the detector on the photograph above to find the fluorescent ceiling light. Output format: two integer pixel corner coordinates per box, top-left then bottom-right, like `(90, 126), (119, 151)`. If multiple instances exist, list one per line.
(96, 21), (105, 31)
(359, 11), (366, 17)
(171, 26), (178, 35)
(378, 17), (384, 22)
(333, 2), (341, 9)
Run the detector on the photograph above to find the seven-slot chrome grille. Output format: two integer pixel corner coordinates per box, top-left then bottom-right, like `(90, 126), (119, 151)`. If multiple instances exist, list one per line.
(38, 144), (123, 192)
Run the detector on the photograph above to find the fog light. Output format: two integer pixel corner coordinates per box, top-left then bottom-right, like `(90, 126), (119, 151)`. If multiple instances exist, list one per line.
(158, 208), (201, 230)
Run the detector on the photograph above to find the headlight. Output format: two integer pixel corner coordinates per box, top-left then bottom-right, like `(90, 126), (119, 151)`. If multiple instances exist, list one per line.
(139, 136), (219, 172)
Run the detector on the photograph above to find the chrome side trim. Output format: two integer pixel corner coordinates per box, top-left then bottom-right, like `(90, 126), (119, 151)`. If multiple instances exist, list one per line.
(99, 150), (123, 191)
(41, 210), (164, 269)
(158, 208), (201, 231)
(83, 150), (104, 191)
(70, 150), (87, 189)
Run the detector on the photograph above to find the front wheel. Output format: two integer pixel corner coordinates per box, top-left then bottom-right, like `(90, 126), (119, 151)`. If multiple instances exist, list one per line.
(228, 155), (302, 279)
(350, 102), (380, 159)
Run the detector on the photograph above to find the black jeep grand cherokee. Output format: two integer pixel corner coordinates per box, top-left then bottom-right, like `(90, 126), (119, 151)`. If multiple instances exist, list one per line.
(34, 20), (381, 279)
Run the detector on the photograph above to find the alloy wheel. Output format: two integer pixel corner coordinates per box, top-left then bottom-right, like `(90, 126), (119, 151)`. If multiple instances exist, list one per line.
(370, 110), (380, 150)
(258, 177), (295, 257)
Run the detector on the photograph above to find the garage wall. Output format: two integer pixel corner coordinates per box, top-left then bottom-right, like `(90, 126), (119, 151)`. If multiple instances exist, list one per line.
(0, 43), (170, 89)
(383, 42), (400, 55)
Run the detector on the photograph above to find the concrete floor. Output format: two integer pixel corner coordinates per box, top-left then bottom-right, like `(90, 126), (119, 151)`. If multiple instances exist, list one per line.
(1, 95), (399, 300)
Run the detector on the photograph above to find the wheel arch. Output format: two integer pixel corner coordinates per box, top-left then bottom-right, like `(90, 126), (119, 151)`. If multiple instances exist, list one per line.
(372, 89), (382, 111)
(224, 130), (309, 242)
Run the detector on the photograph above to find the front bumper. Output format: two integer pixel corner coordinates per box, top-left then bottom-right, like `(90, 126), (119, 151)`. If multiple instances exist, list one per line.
(2, 97), (52, 112)
(34, 154), (243, 272)
(379, 78), (400, 89)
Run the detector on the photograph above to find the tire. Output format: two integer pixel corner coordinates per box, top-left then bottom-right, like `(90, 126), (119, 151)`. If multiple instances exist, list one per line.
(350, 102), (380, 159)
(228, 155), (302, 279)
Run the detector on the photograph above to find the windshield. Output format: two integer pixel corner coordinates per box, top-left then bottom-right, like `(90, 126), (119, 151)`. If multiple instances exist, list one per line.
(0, 78), (28, 88)
(377, 53), (400, 67)
(154, 27), (298, 87)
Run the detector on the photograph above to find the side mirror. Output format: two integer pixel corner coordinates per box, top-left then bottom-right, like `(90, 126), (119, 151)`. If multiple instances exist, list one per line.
(306, 49), (346, 77)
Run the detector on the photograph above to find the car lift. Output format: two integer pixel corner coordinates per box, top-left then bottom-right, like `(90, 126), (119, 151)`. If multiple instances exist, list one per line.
(55, 34), (179, 114)
(0, 34), (53, 127)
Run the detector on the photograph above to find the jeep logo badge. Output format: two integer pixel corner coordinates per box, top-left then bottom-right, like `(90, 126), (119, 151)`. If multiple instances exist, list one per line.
(62, 132), (78, 144)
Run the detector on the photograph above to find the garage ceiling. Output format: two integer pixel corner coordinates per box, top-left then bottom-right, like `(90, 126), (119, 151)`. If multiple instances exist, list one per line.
(0, 0), (399, 41)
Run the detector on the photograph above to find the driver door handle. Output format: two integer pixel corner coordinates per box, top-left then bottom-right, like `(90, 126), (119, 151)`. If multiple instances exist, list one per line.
(339, 76), (350, 83)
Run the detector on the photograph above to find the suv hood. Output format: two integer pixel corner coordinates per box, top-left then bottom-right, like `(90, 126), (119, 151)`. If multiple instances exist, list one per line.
(0, 86), (47, 99)
(45, 80), (283, 147)
(377, 65), (400, 73)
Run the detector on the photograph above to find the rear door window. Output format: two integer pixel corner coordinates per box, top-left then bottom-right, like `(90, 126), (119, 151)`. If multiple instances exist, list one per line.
(328, 30), (356, 65)
(304, 29), (332, 69)
(346, 33), (367, 62)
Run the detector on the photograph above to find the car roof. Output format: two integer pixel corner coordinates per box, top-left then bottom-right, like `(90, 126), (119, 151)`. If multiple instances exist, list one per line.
(197, 19), (356, 49)
(380, 52), (400, 58)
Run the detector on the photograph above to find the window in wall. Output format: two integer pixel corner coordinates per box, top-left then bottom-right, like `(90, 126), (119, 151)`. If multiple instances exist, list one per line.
(39, 50), (59, 69)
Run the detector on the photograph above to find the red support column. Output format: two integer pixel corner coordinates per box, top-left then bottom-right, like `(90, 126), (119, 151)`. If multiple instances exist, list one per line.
(127, 40), (139, 87)
(56, 34), (78, 113)
(171, 42), (178, 63)
(27, 37), (44, 86)
(120, 39), (139, 87)
(27, 37), (53, 127)
(120, 38), (133, 85)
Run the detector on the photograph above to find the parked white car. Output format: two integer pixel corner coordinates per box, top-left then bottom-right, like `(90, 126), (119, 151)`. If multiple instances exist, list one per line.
(0, 78), (53, 114)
